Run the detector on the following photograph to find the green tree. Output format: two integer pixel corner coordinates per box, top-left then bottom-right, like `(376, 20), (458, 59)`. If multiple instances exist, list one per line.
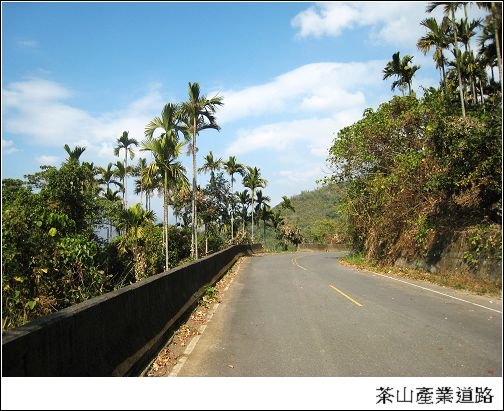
(280, 195), (296, 213)
(427, 1), (466, 116)
(237, 190), (251, 234)
(326, 91), (501, 262)
(98, 163), (124, 241)
(143, 103), (189, 270)
(477, 2), (502, 84)
(242, 166), (267, 242)
(254, 190), (270, 244)
(179, 82), (223, 260)
(115, 203), (156, 282)
(417, 17), (451, 89)
(114, 131), (138, 208)
(63, 144), (86, 163)
(113, 160), (130, 208)
(133, 157), (148, 207)
(383, 51), (421, 96)
(199, 151), (222, 185)
(223, 156), (245, 240)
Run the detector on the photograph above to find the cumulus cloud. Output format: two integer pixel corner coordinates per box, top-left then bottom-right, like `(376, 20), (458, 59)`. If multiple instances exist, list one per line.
(292, 2), (432, 47)
(3, 78), (165, 164)
(215, 60), (383, 124)
(225, 107), (363, 158)
(2, 139), (19, 154)
(36, 155), (60, 166)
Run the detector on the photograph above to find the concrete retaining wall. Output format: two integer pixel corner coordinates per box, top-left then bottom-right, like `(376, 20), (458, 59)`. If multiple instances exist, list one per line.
(2, 244), (262, 376)
(298, 243), (350, 252)
(394, 228), (501, 279)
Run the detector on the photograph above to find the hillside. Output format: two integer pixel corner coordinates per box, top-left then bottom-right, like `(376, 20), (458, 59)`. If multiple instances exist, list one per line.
(273, 183), (344, 244)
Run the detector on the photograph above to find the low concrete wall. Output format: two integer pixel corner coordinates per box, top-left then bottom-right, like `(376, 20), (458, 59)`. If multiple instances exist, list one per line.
(395, 229), (501, 279)
(2, 244), (262, 376)
(298, 243), (350, 252)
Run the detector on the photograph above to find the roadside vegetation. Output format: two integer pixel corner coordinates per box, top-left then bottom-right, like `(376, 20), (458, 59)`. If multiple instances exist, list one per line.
(1, 83), (300, 330)
(324, 2), (502, 292)
(3, 2), (501, 329)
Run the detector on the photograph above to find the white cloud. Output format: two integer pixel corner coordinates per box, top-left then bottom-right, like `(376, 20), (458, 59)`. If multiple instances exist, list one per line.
(215, 61), (383, 124)
(291, 2), (360, 38)
(3, 78), (165, 165)
(292, 2), (433, 47)
(291, 2), (489, 49)
(2, 139), (19, 155)
(36, 155), (60, 166)
(225, 108), (362, 157)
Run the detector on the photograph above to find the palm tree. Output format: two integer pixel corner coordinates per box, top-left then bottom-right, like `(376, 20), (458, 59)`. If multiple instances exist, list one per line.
(270, 209), (284, 231)
(143, 103), (188, 271)
(63, 144), (86, 163)
(103, 188), (122, 203)
(99, 162), (123, 192)
(198, 151), (222, 185)
(478, 22), (499, 83)
(383, 52), (420, 96)
(260, 206), (274, 248)
(458, 17), (482, 104)
(458, 18), (481, 52)
(223, 156), (245, 240)
(473, 54), (489, 106)
(477, 2), (502, 84)
(242, 166), (267, 242)
(460, 50), (480, 104)
(114, 131), (138, 208)
(113, 160), (131, 208)
(237, 190), (251, 234)
(280, 195), (296, 213)
(254, 190), (271, 244)
(417, 17), (451, 89)
(133, 157), (148, 207)
(427, 2), (466, 116)
(116, 203), (156, 282)
(98, 163), (124, 240)
(179, 82), (223, 260)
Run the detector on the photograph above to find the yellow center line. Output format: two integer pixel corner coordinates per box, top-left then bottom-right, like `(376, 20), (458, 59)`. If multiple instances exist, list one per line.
(292, 257), (307, 271)
(329, 284), (363, 307)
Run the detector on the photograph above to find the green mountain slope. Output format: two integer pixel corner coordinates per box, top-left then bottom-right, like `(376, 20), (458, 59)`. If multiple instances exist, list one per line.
(274, 183), (344, 244)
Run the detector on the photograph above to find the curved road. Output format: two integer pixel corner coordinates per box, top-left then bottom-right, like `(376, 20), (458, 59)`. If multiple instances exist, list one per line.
(173, 251), (502, 377)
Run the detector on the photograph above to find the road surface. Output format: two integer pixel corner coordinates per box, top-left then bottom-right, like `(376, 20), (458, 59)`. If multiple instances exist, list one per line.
(173, 251), (502, 377)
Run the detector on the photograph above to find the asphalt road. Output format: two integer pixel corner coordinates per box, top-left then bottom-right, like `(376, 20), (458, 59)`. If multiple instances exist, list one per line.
(174, 251), (502, 377)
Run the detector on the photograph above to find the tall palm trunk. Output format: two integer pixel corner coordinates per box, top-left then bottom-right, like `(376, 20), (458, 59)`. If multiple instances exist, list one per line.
(479, 78), (486, 110)
(251, 189), (255, 242)
(230, 178), (234, 240)
(491, 2), (502, 84)
(205, 227), (208, 255)
(192, 122), (198, 260)
(124, 152), (128, 208)
(441, 58), (447, 89)
(164, 170), (169, 271)
(452, 10), (466, 117)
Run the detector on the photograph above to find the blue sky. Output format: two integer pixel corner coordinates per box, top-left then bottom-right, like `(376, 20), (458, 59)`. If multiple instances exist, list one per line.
(2, 2), (487, 220)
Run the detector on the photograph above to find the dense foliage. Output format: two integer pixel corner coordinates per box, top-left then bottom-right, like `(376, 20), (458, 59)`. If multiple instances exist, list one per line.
(326, 89), (501, 263)
(324, 2), (502, 269)
(2, 82), (280, 330)
(274, 184), (345, 244)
